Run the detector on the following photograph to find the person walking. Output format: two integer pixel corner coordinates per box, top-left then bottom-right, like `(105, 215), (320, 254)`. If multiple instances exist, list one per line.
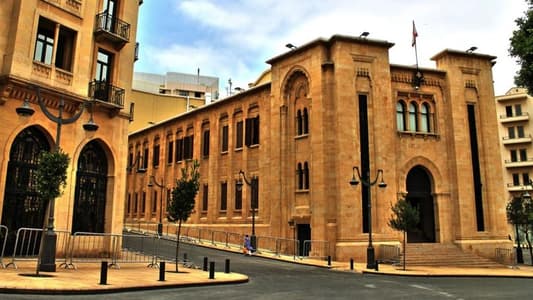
(243, 234), (253, 255)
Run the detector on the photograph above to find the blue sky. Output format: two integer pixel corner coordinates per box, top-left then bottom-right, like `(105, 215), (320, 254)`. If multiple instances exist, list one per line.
(134, 0), (529, 96)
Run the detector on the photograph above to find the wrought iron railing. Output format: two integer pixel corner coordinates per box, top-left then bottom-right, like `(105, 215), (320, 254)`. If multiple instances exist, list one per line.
(94, 12), (130, 42)
(89, 80), (125, 108)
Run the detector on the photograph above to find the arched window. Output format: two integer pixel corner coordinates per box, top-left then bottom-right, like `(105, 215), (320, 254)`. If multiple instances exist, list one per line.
(396, 101), (406, 131)
(297, 163), (303, 189)
(303, 162), (309, 189)
(296, 109), (303, 135)
(73, 141), (108, 233)
(420, 102), (430, 132)
(409, 102), (418, 132)
(303, 108), (309, 134)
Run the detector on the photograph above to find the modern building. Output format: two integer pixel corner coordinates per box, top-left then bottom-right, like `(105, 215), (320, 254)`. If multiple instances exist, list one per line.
(125, 34), (510, 262)
(496, 88), (533, 197)
(0, 0), (140, 267)
(129, 72), (218, 133)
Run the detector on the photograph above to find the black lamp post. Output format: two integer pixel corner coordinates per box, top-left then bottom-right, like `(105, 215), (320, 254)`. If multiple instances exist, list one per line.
(236, 170), (257, 251)
(148, 176), (165, 236)
(15, 86), (98, 272)
(517, 180), (533, 264)
(349, 166), (386, 269)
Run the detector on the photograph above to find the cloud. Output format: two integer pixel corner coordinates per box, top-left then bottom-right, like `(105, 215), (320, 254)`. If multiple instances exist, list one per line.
(136, 0), (529, 95)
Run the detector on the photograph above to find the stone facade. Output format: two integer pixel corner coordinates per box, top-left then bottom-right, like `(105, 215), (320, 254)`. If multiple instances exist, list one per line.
(126, 35), (510, 262)
(0, 0), (139, 241)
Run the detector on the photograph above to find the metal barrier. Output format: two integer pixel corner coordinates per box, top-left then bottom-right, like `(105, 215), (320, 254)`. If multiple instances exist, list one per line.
(0, 225), (7, 268)
(495, 247), (515, 266)
(377, 244), (401, 263)
(5, 228), (70, 269)
(276, 237), (300, 259)
(302, 240), (329, 260)
(64, 232), (161, 269)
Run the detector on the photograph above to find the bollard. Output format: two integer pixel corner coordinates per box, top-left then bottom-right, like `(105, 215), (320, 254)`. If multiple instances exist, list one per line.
(374, 260), (379, 271)
(327, 255), (331, 266)
(350, 258), (354, 270)
(159, 261), (166, 281)
(209, 261), (215, 279)
(99, 261), (108, 285)
(203, 257), (208, 271)
(225, 259), (230, 274)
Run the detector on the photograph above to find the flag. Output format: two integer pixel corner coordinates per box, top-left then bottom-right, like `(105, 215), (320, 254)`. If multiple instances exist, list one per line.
(412, 20), (418, 47)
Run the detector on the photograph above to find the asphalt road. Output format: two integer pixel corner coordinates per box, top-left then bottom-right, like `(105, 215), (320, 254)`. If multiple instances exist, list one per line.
(3, 238), (533, 300)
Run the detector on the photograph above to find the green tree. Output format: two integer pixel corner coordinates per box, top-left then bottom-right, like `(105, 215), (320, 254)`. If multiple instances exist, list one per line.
(388, 197), (419, 270)
(35, 149), (70, 274)
(167, 160), (200, 272)
(509, 0), (533, 93)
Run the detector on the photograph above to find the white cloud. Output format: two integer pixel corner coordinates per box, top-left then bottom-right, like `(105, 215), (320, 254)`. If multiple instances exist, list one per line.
(137, 0), (529, 95)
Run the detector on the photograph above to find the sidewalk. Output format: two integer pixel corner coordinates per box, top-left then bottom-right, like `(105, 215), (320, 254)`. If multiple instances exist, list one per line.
(0, 261), (248, 294)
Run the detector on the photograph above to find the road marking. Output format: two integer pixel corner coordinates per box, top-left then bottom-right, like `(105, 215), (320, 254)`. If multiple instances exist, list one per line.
(364, 284), (376, 289)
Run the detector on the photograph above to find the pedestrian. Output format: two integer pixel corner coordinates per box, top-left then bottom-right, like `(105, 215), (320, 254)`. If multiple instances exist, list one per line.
(243, 234), (253, 255)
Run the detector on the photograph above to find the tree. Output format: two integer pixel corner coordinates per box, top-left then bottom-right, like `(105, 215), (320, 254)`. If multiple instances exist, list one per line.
(35, 149), (70, 274)
(506, 195), (533, 265)
(388, 197), (419, 270)
(509, 1), (533, 93)
(167, 160), (200, 272)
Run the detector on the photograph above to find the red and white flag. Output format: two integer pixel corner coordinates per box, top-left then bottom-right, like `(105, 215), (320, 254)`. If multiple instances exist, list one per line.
(412, 20), (418, 47)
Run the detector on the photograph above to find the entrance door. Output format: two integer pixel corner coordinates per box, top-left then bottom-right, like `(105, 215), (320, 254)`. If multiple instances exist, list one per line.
(72, 141), (108, 233)
(297, 224), (311, 256)
(1, 127), (51, 254)
(406, 166), (436, 243)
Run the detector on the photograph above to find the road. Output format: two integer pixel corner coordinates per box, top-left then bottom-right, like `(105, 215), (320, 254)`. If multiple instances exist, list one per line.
(4, 238), (533, 300)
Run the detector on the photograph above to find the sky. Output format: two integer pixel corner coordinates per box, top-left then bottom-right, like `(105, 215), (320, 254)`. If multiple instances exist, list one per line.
(134, 0), (530, 97)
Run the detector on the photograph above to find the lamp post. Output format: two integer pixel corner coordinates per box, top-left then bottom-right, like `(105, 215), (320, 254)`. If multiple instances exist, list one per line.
(15, 86), (98, 272)
(148, 176), (165, 236)
(349, 166), (386, 269)
(236, 170), (257, 251)
(517, 179), (533, 264)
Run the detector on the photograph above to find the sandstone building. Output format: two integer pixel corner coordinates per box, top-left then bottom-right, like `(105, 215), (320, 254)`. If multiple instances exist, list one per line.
(126, 34), (510, 262)
(0, 0), (140, 256)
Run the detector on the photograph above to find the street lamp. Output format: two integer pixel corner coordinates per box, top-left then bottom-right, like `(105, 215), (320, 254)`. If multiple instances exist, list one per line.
(236, 170), (258, 251)
(148, 176), (165, 236)
(15, 86), (98, 272)
(516, 179), (533, 264)
(349, 166), (386, 269)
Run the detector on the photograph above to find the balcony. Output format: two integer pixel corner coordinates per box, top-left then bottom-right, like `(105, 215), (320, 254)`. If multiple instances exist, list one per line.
(504, 158), (533, 168)
(499, 112), (529, 124)
(506, 183), (533, 192)
(502, 134), (532, 145)
(94, 13), (130, 49)
(88, 80), (125, 108)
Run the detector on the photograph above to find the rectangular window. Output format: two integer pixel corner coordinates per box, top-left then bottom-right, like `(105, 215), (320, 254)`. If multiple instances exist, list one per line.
(523, 173), (531, 185)
(515, 104), (522, 116)
(513, 173), (520, 186)
(511, 150), (518, 162)
(175, 138), (183, 162)
(222, 125), (229, 152)
(167, 140), (174, 164)
(153, 143), (160, 167)
(127, 193), (131, 214)
(517, 126), (525, 138)
(508, 127), (515, 139)
(133, 193), (138, 213)
(202, 130), (210, 157)
(245, 116), (260, 146)
(520, 149), (527, 161)
(235, 181), (242, 210)
(236, 121), (243, 149)
(202, 184), (208, 212)
(143, 147), (149, 169)
(34, 24), (54, 64)
(152, 191), (157, 214)
(505, 105), (513, 117)
(55, 26), (76, 71)
(220, 182), (227, 211)
(183, 135), (194, 159)
(141, 191), (146, 214)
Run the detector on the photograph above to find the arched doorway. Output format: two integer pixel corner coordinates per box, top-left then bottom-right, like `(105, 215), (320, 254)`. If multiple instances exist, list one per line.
(72, 141), (108, 233)
(1, 126), (51, 253)
(406, 166), (436, 243)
